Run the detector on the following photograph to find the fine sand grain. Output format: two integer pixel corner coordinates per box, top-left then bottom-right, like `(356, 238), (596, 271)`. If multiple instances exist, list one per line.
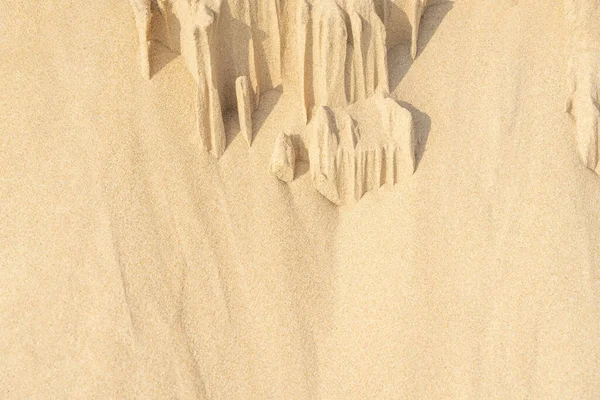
(1, 1), (599, 398)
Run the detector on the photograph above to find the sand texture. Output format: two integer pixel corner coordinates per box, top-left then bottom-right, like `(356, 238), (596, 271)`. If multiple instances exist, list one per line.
(1, 0), (600, 398)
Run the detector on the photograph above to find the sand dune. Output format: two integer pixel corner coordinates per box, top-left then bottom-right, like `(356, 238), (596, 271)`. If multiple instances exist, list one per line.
(1, 0), (599, 398)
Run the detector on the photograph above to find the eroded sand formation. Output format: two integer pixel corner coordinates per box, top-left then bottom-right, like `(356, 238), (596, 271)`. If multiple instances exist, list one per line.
(128, 0), (428, 203)
(272, 93), (414, 205)
(127, 0), (600, 199)
(128, 0), (600, 181)
(127, 1), (427, 136)
(565, 0), (600, 173)
(130, 0), (283, 156)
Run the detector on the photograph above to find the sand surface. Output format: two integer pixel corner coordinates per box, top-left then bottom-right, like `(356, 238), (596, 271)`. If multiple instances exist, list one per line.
(1, 0), (600, 398)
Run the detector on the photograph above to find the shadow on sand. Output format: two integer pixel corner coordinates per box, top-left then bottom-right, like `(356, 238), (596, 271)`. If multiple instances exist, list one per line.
(389, 1), (453, 92)
(398, 101), (431, 170)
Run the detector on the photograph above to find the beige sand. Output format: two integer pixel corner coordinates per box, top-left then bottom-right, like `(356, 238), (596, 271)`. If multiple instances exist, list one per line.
(1, 0), (599, 398)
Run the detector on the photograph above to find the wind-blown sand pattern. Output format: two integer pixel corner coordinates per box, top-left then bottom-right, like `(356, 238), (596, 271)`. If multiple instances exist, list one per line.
(3, 0), (600, 398)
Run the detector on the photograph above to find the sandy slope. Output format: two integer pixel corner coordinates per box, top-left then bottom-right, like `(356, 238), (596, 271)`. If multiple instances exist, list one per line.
(1, 0), (599, 398)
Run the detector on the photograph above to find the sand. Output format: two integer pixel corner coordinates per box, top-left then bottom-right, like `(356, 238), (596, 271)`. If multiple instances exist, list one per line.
(1, 0), (599, 398)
